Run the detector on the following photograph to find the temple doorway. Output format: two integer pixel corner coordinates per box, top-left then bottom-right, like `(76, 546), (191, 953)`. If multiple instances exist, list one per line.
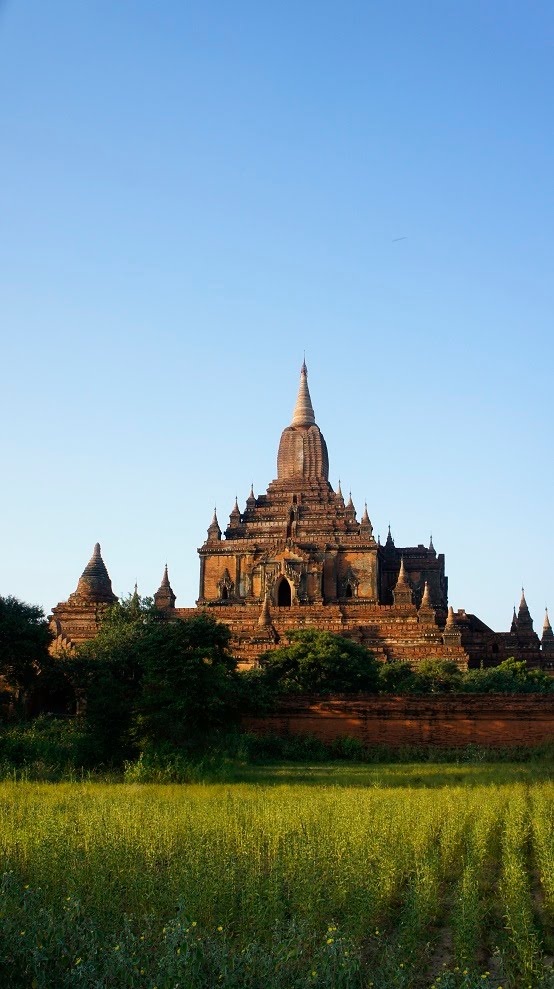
(277, 577), (292, 607)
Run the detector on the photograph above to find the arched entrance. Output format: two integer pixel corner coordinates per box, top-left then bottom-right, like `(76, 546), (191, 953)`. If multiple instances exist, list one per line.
(345, 583), (353, 598)
(276, 577), (292, 607)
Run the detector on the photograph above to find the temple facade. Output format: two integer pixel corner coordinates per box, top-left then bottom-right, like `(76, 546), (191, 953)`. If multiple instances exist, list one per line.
(50, 364), (553, 672)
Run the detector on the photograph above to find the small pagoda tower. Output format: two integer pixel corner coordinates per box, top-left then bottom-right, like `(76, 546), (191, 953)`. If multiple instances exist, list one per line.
(393, 558), (413, 608)
(50, 542), (118, 650)
(226, 497), (242, 538)
(512, 589), (542, 669)
(443, 606), (462, 646)
(541, 608), (554, 663)
(154, 564), (176, 610)
(418, 581), (436, 626)
(517, 589), (534, 633)
(68, 543), (117, 605)
(207, 508), (221, 543)
(360, 504), (373, 537)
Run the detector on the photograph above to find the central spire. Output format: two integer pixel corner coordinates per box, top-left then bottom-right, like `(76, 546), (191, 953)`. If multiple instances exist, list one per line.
(277, 361), (329, 482)
(291, 360), (316, 427)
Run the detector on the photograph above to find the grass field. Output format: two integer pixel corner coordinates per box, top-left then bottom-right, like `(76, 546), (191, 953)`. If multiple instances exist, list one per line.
(1, 763), (553, 988)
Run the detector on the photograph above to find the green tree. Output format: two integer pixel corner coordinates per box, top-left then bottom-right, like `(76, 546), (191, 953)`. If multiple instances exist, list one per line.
(72, 593), (156, 760)
(134, 613), (239, 748)
(0, 596), (53, 717)
(74, 600), (240, 758)
(259, 629), (379, 694)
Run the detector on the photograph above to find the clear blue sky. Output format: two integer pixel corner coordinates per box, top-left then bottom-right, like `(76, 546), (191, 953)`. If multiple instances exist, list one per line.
(1, 1), (552, 633)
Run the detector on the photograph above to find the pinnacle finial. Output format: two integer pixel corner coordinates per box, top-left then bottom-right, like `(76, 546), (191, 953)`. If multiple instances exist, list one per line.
(544, 608), (552, 632)
(291, 361), (316, 427)
(393, 555), (413, 606)
(421, 581), (432, 607)
(208, 507), (221, 540)
(429, 534), (435, 553)
(446, 605), (455, 627)
(361, 502), (370, 524)
(397, 556), (408, 585)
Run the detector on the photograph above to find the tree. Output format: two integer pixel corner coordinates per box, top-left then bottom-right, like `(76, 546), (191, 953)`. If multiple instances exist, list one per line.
(259, 629), (379, 694)
(0, 596), (53, 716)
(73, 600), (240, 758)
(72, 593), (157, 759)
(134, 613), (239, 748)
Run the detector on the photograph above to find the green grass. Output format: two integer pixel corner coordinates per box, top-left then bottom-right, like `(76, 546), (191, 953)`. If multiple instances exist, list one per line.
(1, 763), (553, 988)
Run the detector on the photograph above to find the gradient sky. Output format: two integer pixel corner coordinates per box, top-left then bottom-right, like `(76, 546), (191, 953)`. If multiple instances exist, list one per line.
(1, 1), (552, 633)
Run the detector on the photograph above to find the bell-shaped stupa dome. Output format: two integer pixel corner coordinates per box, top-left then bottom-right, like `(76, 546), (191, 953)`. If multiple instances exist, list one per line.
(277, 362), (329, 482)
(74, 543), (117, 603)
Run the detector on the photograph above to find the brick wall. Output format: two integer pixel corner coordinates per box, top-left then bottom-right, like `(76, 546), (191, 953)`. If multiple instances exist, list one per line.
(242, 694), (554, 747)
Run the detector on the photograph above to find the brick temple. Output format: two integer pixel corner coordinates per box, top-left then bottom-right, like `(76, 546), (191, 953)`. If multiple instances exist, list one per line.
(50, 363), (554, 671)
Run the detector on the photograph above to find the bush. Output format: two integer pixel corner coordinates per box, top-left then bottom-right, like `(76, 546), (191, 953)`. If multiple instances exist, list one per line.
(462, 658), (554, 694)
(0, 717), (101, 779)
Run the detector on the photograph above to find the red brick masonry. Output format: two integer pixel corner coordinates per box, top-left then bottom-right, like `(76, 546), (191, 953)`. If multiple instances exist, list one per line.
(242, 694), (554, 747)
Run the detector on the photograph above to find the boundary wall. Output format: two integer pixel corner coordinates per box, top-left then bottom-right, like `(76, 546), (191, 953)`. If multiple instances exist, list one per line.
(242, 694), (554, 747)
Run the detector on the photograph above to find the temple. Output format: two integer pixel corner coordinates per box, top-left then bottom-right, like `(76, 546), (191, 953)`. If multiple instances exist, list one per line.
(50, 363), (552, 672)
